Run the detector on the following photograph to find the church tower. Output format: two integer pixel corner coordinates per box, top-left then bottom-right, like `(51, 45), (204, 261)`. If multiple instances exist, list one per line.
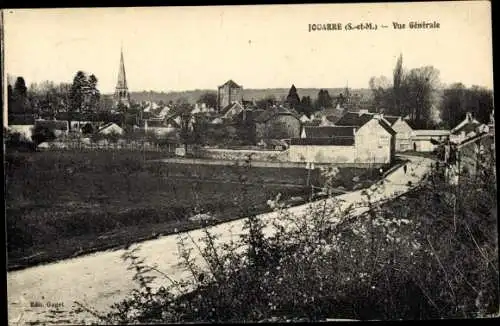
(114, 47), (130, 108)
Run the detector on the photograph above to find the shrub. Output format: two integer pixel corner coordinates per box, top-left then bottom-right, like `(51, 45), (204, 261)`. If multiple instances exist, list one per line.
(67, 151), (498, 322)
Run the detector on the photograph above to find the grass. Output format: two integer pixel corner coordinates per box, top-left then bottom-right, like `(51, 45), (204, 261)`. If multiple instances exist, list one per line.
(4, 150), (319, 270)
(6, 150), (383, 270)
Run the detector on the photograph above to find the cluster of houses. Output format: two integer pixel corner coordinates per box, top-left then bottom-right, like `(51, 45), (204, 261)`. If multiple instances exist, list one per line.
(7, 78), (494, 167)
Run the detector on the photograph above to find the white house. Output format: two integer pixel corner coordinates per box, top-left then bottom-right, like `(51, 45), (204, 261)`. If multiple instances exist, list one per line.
(289, 114), (396, 164)
(97, 122), (124, 135)
(34, 119), (69, 137)
(411, 129), (450, 152)
(8, 115), (35, 140)
(383, 116), (413, 152)
(144, 119), (177, 136)
(450, 112), (488, 144)
(299, 114), (310, 124)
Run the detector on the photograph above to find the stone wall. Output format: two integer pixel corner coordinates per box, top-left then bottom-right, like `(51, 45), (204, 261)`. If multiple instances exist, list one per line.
(196, 148), (290, 162)
(289, 145), (356, 163)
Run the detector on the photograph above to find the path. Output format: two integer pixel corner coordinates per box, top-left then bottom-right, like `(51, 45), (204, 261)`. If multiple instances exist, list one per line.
(7, 155), (432, 325)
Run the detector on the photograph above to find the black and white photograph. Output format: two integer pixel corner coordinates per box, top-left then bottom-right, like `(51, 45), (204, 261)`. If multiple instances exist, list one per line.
(3, 1), (497, 324)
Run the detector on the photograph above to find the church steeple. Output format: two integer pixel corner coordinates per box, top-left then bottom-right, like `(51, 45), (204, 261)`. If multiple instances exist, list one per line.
(114, 46), (130, 108)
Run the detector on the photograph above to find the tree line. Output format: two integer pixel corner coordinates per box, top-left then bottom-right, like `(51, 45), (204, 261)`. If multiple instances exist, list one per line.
(368, 54), (493, 129)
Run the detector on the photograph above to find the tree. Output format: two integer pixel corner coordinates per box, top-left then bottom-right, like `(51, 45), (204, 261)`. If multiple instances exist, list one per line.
(369, 75), (392, 112)
(286, 84), (301, 109)
(198, 92), (218, 109)
(369, 55), (441, 128)
(256, 96), (276, 110)
(315, 89), (332, 109)
(440, 84), (493, 129)
(10, 77), (31, 114)
(69, 71), (101, 131)
(405, 66), (440, 128)
(392, 53), (405, 115)
(297, 96), (314, 116)
(179, 104), (194, 152)
(81, 123), (94, 135)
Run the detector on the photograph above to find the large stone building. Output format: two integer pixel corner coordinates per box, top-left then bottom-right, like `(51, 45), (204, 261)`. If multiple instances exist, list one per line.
(114, 48), (130, 108)
(217, 80), (243, 111)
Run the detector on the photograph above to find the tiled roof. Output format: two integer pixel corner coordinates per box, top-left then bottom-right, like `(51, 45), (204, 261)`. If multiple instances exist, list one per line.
(303, 120), (322, 127)
(146, 120), (167, 128)
(377, 118), (397, 135)
(383, 115), (400, 125)
(222, 102), (245, 119)
(254, 106), (300, 123)
(290, 137), (355, 146)
(35, 119), (69, 131)
(334, 111), (374, 127)
(219, 79), (242, 89)
(413, 129), (450, 137)
(303, 126), (354, 138)
(8, 114), (35, 125)
(98, 122), (122, 133)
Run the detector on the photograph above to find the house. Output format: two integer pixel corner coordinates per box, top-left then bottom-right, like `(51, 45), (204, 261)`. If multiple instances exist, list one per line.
(261, 139), (289, 150)
(254, 106), (302, 140)
(289, 114), (396, 164)
(7, 114), (35, 140)
(310, 106), (345, 127)
(450, 112), (488, 144)
(144, 119), (177, 136)
(299, 114), (311, 124)
(301, 126), (355, 139)
(34, 119), (69, 137)
(333, 110), (374, 127)
(411, 129), (450, 152)
(210, 117), (224, 125)
(217, 80), (243, 111)
(383, 116), (413, 152)
(55, 112), (99, 133)
(221, 102), (245, 121)
(97, 122), (124, 135)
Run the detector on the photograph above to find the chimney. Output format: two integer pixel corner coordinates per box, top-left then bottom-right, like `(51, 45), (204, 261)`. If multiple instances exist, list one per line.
(466, 112), (473, 121)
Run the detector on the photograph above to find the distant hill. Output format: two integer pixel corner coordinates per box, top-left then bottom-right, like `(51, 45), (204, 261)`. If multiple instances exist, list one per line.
(119, 88), (373, 105)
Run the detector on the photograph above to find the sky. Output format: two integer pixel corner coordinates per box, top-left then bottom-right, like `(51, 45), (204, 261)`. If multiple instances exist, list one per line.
(3, 1), (493, 94)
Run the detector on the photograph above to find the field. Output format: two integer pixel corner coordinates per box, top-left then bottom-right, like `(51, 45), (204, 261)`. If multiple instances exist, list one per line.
(5, 150), (380, 270)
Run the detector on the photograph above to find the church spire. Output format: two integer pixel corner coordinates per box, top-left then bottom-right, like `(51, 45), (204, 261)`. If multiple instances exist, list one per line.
(114, 46), (130, 108)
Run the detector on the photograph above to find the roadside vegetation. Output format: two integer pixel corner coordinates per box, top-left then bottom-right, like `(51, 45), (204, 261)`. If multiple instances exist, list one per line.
(74, 149), (498, 322)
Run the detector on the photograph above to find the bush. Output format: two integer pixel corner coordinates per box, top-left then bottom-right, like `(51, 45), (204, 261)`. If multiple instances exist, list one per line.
(68, 151), (498, 322)
(31, 125), (56, 145)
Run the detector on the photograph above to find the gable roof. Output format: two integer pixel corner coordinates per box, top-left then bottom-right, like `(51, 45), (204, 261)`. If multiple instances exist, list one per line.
(382, 115), (400, 125)
(221, 102), (245, 119)
(290, 137), (355, 146)
(451, 113), (481, 134)
(334, 111), (374, 127)
(98, 122), (122, 133)
(8, 114), (35, 125)
(219, 79), (242, 89)
(35, 119), (68, 131)
(303, 126), (355, 138)
(377, 118), (397, 135)
(254, 106), (300, 123)
(146, 119), (169, 128)
(303, 120), (322, 127)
